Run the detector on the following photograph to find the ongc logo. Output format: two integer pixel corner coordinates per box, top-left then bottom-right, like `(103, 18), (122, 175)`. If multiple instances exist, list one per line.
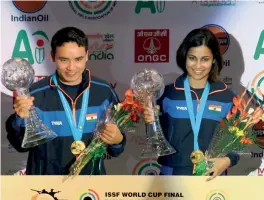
(135, 29), (169, 63)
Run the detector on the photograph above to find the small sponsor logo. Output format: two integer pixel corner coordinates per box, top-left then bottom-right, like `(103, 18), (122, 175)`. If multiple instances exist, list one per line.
(79, 189), (100, 200)
(252, 120), (264, 148)
(51, 121), (63, 126)
(192, 0), (236, 7)
(251, 70), (264, 104)
(87, 33), (115, 60)
(69, 1), (117, 20)
(176, 106), (187, 111)
(135, 0), (166, 14)
(12, 30), (49, 64)
(132, 158), (161, 175)
(206, 190), (227, 200)
(31, 188), (65, 200)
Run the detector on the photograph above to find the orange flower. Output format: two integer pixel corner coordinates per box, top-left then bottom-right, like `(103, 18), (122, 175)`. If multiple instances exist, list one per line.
(241, 110), (248, 120)
(232, 106), (238, 115)
(240, 137), (253, 145)
(241, 98), (247, 108)
(123, 89), (134, 104)
(233, 96), (240, 106)
(232, 96), (246, 113)
(226, 110), (235, 119)
(125, 88), (133, 97)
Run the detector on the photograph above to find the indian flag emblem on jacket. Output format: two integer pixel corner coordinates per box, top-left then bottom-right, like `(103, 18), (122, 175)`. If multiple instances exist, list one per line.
(86, 113), (97, 122)
(208, 105), (222, 113)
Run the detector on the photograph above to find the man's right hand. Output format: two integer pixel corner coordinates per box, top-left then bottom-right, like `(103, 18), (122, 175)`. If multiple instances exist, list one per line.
(13, 96), (34, 118)
(142, 105), (155, 123)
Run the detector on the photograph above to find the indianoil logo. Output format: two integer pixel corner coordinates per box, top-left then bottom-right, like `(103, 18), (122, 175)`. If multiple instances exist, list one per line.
(13, 0), (47, 13)
(202, 24), (230, 55)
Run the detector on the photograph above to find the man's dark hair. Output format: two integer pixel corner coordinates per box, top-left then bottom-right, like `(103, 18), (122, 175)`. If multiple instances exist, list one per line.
(51, 27), (88, 55)
(176, 28), (223, 83)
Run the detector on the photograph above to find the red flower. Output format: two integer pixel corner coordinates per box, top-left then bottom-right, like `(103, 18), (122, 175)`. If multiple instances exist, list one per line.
(131, 111), (140, 122)
(123, 104), (131, 111)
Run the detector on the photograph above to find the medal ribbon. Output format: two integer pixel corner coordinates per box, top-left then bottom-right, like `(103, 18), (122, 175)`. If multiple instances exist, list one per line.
(52, 73), (89, 141)
(184, 76), (210, 150)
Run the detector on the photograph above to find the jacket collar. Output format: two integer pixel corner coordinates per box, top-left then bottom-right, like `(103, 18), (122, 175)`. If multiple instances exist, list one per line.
(174, 73), (227, 95)
(49, 69), (91, 89)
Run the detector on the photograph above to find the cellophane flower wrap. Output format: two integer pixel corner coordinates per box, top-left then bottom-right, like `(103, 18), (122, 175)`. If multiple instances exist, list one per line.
(63, 89), (143, 181)
(193, 88), (264, 175)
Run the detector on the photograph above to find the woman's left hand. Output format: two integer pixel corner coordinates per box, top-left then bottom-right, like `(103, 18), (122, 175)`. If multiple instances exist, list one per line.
(202, 157), (231, 181)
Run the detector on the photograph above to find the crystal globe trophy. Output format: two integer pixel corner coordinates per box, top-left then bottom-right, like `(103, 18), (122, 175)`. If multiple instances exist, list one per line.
(131, 68), (176, 158)
(1, 58), (57, 148)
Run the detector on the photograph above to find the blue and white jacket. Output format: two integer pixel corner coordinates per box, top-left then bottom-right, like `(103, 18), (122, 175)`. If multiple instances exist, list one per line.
(6, 69), (126, 175)
(157, 74), (239, 175)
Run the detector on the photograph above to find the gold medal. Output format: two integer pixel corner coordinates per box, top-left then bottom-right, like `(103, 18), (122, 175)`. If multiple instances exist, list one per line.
(190, 150), (205, 164)
(190, 150), (205, 174)
(71, 141), (86, 155)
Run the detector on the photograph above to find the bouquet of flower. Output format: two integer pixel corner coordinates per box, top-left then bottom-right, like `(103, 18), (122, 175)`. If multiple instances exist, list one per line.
(63, 89), (143, 181)
(192, 88), (264, 175)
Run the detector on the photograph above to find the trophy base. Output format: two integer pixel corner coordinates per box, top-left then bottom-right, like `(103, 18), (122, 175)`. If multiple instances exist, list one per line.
(21, 106), (58, 148)
(140, 137), (176, 158)
(21, 129), (57, 148)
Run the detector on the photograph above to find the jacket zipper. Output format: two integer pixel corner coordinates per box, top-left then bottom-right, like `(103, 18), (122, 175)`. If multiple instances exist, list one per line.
(72, 101), (76, 124)
(57, 86), (76, 123)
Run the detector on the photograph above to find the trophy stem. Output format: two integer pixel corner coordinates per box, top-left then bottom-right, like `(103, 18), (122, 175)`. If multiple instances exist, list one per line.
(141, 97), (176, 158)
(17, 88), (30, 96)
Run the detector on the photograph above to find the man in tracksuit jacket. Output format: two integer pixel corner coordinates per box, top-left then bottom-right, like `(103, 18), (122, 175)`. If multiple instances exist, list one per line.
(5, 27), (126, 175)
(156, 74), (240, 176)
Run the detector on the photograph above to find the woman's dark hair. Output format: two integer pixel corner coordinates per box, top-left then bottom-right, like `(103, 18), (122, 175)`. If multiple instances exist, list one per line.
(51, 27), (88, 55)
(176, 28), (223, 83)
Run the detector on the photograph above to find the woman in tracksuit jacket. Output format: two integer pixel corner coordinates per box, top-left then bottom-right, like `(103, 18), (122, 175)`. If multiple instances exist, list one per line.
(143, 28), (239, 181)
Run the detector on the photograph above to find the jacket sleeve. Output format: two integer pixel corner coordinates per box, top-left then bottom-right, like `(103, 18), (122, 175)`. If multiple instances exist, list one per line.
(106, 86), (126, 157)
(226, 152), (240, 167)
(6, 113), (29, 152)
